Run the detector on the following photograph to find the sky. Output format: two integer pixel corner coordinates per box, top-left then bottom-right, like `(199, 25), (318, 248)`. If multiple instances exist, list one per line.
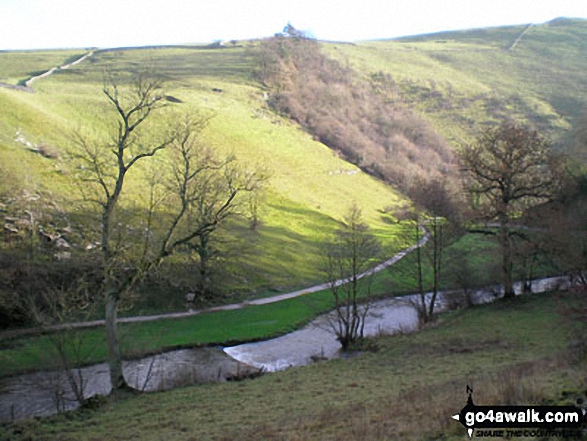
(1, 0), (586, 50)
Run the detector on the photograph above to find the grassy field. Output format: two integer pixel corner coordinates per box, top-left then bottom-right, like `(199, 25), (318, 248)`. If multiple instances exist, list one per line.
(324, 18), (587, 147)
(1, 28), (586, 439)
(0, 50), (87, 85)
(2, 291), (584, 440)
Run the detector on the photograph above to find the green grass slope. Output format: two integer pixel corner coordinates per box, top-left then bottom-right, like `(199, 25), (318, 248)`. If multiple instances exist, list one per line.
(0, 50), (86, 85)
(0, 46), (408, 298)
(325, 18), (587, 147)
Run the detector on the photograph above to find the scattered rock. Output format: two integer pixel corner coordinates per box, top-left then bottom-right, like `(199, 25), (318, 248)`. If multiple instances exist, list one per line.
(16, 218), (31, 228)
(211, 88), (223, 93)
(14, 130), (59, 159)
(4, 224), (18, 235)
(37, 230), (57, 244)
(54, 238), (70, 249)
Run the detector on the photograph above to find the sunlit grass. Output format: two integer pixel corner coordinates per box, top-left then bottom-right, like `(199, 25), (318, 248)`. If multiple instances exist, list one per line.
(0, 50), (85, 85)
(325, 19), (587, 144)
(0, 45), (408, 303)
(0, 229), (560, 379)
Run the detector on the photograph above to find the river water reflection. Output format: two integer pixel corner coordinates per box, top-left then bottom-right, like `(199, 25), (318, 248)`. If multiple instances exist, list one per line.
(0, 347), (252, 422)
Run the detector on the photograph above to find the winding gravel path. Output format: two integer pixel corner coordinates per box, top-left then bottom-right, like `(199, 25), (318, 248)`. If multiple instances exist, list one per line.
(0, 232), (429, 340)
(25, 51), (94, 88)
(0, 51), (94, 93)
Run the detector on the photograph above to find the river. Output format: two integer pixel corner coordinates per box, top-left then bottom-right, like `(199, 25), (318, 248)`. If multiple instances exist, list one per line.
(0, 275), (570, 422)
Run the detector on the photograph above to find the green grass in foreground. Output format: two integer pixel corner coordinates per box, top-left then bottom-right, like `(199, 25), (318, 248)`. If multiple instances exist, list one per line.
(2, 291), (584, 440)
(0, 291), (332, 379)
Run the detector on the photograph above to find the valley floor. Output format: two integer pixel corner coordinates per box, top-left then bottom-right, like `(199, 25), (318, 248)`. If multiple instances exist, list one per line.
(2, 291), (585, 440)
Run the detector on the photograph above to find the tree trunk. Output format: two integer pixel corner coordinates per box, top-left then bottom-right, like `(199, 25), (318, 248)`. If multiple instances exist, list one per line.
(415, 220), (428, 322)
(105, 293), (128, 392)
(428, 219), (441, 319)
(499, 216), (515, 298)
(197, 234), (209, 297)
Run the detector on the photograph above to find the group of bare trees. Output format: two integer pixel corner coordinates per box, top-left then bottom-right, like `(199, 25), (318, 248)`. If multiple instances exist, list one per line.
(256, 26), (577, 343)
(3, 36), (584, 391)
(323, 119), (571, 346)
(459, 122), (563, 298)
(323, 205), (380, 349)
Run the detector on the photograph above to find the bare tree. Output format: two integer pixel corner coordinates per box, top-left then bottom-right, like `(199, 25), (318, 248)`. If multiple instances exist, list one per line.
(400, 211), (429, 323)
(72, 72), (264, 393)
(30, 284), (97, 407)
(408, 178), (460, 321)
(323, 205), (380, 349)
(161, 117), (264, 299)
(459, 121), (561, 298)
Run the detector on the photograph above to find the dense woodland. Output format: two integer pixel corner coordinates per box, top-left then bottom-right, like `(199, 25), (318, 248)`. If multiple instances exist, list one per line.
(257, 29), (458, 195)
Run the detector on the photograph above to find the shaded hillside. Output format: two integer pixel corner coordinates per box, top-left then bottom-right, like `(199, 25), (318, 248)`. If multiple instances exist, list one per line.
(325, 18), (587, 148)
(257, 34), (457, 193)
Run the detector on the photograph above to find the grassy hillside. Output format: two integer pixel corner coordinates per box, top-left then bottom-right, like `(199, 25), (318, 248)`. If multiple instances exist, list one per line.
(2, 19), (586, 310)
(3, 291), (584, 440)
(0, 45), (409, 302)
(0, 50), (86, 85)
(324, 18), (587, 147)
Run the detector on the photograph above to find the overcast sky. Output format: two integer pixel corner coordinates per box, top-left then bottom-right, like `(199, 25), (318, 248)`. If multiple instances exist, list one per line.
(1, 0), (586, 50)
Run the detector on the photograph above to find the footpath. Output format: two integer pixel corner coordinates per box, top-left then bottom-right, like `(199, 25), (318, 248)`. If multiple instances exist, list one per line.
(0, 233), (429, 340)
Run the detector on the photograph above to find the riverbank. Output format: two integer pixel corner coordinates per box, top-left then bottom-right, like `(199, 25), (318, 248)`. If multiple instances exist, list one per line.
(0, 266), (568, 381)
(0, 233), (433, 379)
(0, 274), (573, 422)
(0, 231), (429, 341)
(2, 290), (584, 440)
